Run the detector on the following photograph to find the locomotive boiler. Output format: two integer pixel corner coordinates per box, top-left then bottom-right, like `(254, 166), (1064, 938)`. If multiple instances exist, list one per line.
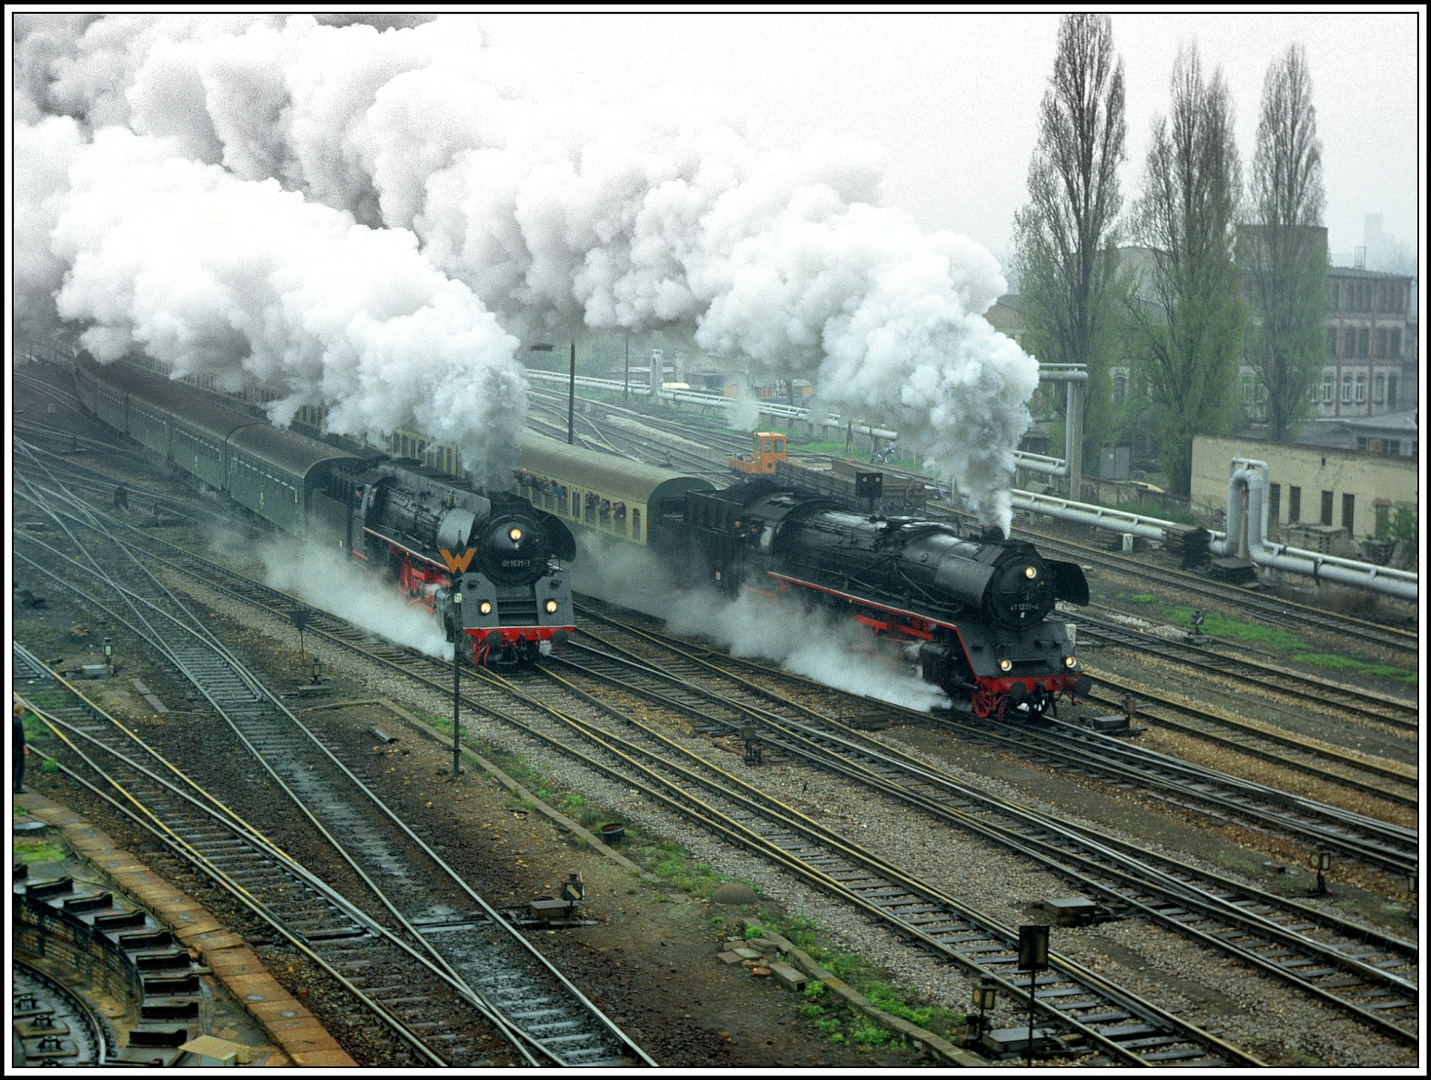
(677, 480), (1091, 720)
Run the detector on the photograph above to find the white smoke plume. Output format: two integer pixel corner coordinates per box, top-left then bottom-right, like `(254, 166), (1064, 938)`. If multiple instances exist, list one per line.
(15, 13), (1037, 530)
(248, 533), (453, 660)
(570, 533), (949, 712)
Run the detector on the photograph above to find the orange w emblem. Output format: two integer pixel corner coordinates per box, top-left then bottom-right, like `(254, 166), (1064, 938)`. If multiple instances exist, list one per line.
(439, 548), (476, 575)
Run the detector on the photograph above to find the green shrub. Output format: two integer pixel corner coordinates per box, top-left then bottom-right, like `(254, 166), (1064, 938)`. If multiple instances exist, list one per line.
(851, 1022), (894, 1045)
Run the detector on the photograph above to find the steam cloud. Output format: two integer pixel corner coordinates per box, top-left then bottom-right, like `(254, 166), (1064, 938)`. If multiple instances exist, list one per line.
(571, 534), (950, 712)
(248, 532), (454, 660)
(16, 13), (1037, 528)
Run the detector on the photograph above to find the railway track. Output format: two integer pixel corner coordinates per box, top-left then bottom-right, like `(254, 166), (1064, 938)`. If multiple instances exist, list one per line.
(572, 600), (1419, 880)
(33, 495), (1266, 1064)
(11, 959), (110, 1066)
(10, 477), (650, 1068)
(14, 653), (523, 1067)
(16, 378), (1416, 1061)
(1078, 674), (1417, 808)
(1024, 528), (1419, 656)
(543, 614), (1418, 1043)
(1074, 608), (1419, 733)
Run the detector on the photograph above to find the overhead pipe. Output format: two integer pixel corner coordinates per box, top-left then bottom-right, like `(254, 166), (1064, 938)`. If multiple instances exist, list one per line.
(1013, 364), (1089, 479)
(1209, 458), (1417, 601)
(1010, 490), (1172, 542)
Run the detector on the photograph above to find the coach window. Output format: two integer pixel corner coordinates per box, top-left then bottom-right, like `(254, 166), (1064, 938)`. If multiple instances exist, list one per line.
(1342, 493), (1355, 533)
(1320, 490), (1334, 526)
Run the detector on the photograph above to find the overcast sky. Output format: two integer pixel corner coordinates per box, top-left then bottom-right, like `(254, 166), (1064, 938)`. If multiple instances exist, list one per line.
(477, 9), (1423, 273)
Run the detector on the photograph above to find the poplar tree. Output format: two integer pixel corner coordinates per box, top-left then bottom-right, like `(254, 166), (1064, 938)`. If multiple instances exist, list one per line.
(1242, 44), (1327, 442)
(1013, 14), (1126, 465)
(1124, 44), (1245, 498)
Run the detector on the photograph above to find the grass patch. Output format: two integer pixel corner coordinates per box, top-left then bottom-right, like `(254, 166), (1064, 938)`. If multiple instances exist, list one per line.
(14, 837), (66, 863)
(1115, 592), (1159, 605)
(1105, 585), (1421, 683)
(1157, 604), (1417, 683)
(749, 909), (964, 1042)
(1296, 653), (1419, 684)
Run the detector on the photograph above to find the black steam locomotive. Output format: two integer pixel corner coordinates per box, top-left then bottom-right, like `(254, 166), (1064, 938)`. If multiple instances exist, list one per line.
(73, 352), (575, 665)
(331, 458), (576, 664)
(675, 480), (1091, 719)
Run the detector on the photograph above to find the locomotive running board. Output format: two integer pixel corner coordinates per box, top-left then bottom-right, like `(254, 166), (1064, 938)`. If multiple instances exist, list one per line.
(764, 572), (961, 635)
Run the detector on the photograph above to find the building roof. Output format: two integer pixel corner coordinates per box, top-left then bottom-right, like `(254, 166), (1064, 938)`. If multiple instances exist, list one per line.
(1327, 264), (1413, 282)
(1341, 409), (1419, 433)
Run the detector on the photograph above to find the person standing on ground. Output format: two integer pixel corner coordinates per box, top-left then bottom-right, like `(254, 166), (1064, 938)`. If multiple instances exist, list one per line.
(14, 700), (29, 794)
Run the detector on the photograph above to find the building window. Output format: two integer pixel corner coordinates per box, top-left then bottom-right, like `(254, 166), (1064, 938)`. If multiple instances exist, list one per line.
(1326, 328), (1337, 357)
(1320, 490), (1334, 526)
(1374, 373), (1386, 403)
(1377, 328), (1388, 357)
(1288, 486), (1301, 522)
(1329, 282), (1339, 308)
(1112, 374), (1127, 404)
(1356, 436), (1369, 451)
(1322, 372), (1334, 403)
(1387, 374), (1398, 409)
(1342, 493), (1355, 533)
(1355, 373), (1366, 403)
(1387, 439), (1400, 455)
(1375, 501), (1390, 537)
(1390, 329), (1401, 358)
(1343, 329), (1356, 356)
(1341, 373), (1353, 403)
(1358, 328), (1369, 356)
(1268, 483), (1280, 524)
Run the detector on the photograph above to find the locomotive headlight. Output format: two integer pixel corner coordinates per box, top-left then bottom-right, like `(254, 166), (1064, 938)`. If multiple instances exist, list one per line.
(479, 601), (493, 615)
(998, 658), (1013, 672)
(508, 527), (523, 542)
(1063, 655), (1078, 669)
(1024, 565), (1037, 579)
(545, 600), (559, 614)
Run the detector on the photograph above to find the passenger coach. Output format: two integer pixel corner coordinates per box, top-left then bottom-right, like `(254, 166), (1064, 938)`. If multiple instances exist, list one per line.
(513, 434), (714, 548)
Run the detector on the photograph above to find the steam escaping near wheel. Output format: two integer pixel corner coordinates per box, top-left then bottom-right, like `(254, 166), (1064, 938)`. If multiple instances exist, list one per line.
(15, 13), (1038, 531)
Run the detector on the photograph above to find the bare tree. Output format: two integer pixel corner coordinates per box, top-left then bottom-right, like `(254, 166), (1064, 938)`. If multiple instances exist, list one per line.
(1014, 14), (1126, 463)
(1241, 44), (1327, 442)
(1123, 43), (1245, 498)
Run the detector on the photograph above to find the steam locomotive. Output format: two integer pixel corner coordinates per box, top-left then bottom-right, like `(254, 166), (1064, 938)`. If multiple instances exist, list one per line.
(73, 352), (575, 665)
(332, 457), (576, 664)
(674, 479), (1091, 720)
